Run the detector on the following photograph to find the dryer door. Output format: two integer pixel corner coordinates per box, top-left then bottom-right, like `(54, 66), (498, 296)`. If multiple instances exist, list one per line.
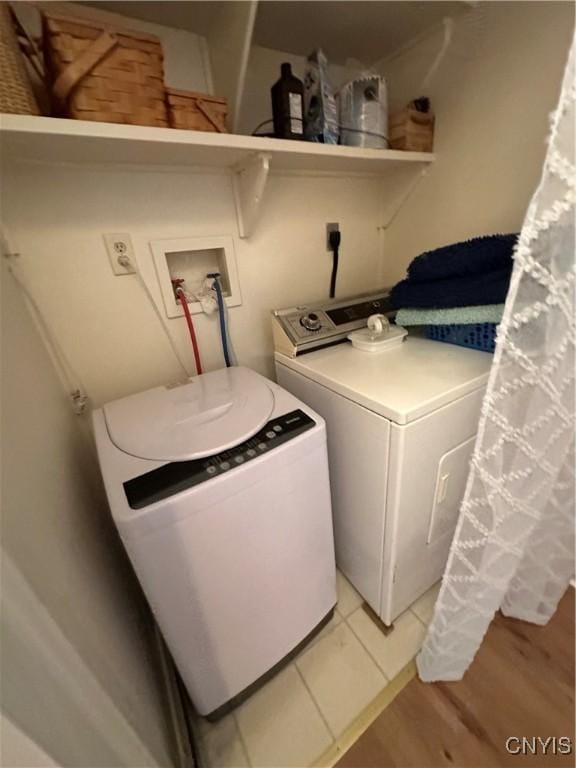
(382, 387), (485, 624)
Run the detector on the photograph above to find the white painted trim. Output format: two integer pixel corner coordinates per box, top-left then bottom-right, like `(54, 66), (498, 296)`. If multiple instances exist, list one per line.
(1, 715), (59, 767)
(2, 552), (159, 767)
(198, 34), (215, 96)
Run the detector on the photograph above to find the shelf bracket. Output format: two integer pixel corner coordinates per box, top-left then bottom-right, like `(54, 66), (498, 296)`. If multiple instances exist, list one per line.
(232, 152), (271, 239)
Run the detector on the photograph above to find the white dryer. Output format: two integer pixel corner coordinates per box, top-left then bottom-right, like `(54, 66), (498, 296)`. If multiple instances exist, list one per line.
(273, 294), (492, 625)
(93, 366), (336, 718)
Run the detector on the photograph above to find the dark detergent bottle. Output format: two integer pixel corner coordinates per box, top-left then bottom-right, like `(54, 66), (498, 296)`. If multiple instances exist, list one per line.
(271, 63), (305, 140)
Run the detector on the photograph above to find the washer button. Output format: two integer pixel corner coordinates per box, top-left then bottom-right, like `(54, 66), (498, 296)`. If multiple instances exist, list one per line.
(234, 456), (244, 464)
(273, 425), (282, 433)
(258, 442), (267, 451)
(246, 449), (257, 457)
(265, 431), (276, 439)
(206, 466), (217, 475)
(219, 461), (231, 471)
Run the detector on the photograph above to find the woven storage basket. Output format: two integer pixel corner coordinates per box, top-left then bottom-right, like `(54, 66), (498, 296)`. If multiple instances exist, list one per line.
(389, 105), (434, 152)
(166, 88), (228, 132)
(0, 2), (39, 115)
(42, 10), (167, 127)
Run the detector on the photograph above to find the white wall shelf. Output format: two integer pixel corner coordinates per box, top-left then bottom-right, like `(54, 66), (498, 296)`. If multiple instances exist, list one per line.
(0, 114), (435, 236)
(0, 115), (434, 173)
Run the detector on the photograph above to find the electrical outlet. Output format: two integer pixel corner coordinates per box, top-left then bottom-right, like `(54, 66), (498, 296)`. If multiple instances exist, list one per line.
(103, 233), (136, 275)
(326, 222), (340, 251)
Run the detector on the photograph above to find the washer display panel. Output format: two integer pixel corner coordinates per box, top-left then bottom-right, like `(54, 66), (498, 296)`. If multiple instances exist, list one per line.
(123, 409), (315, 509)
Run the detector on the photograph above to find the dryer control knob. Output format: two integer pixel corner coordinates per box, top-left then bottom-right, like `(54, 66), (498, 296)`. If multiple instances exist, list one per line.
(300, 313), (322, 331)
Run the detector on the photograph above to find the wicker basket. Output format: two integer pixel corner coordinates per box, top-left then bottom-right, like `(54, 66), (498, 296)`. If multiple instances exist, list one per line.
(389, 105), (434, 152)
(42, 10), (167, 127)
(0, 2), (39, 115)
(166, 88), (228, 132)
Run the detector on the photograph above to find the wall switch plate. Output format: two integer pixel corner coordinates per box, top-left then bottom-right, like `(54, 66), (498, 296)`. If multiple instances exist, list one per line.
(103, 233), (136, 275)
(326, 222), (340, 251)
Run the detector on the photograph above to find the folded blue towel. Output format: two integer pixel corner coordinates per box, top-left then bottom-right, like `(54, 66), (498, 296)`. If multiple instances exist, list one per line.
(407, 234), (518, 283)
(390, 266), (512, 309)
(396, 304), (505, 326)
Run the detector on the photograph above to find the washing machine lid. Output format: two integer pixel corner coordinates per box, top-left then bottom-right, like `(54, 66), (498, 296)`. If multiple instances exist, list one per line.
(103, 367), (275, 461)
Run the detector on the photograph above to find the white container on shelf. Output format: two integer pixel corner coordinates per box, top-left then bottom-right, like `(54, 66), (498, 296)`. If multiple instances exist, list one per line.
(339, 75), (388, 149)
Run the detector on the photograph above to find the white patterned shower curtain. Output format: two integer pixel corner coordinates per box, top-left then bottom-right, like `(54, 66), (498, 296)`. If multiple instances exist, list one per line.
(417, 36), (575, 682)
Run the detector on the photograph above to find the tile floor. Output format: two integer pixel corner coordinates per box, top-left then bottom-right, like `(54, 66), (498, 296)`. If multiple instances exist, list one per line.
(194, 574), (441, 768)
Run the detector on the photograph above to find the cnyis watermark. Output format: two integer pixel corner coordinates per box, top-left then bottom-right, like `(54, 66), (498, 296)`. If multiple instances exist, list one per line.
(505, 736), (573, 756)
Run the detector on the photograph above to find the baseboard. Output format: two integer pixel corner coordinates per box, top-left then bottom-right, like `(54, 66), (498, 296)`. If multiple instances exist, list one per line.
(312, 659), (417, 768)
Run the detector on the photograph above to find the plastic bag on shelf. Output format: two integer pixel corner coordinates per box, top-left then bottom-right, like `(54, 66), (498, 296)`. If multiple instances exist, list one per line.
(303, 49), (339, 144)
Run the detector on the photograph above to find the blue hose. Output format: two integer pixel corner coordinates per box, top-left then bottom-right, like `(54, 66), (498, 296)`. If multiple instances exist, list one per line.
(208, 273), (231, 367)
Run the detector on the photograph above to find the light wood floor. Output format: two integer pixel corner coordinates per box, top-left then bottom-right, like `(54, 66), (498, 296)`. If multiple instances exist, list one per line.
(338, 588), (575, 768)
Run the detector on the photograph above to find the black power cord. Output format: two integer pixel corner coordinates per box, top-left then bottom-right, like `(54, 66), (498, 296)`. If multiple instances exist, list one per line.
(251, 118), (389, 145)
(328, 229), (341, 299)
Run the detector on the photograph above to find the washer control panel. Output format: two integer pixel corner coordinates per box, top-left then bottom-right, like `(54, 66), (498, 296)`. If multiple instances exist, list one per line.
(273, 290), (394, 355)
(124, 409), (315, 509)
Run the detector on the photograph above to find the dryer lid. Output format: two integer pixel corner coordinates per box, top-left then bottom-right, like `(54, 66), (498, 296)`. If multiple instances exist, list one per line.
(103, 367), (275, 461)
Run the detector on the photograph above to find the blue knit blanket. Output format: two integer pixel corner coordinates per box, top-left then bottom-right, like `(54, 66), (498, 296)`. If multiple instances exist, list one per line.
(390, 266), (512, 309)
(390, 233), (517, 309)
(407, 233), (518, 283)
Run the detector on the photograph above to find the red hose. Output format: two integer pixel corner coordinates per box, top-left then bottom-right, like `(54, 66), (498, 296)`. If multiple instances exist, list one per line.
(177, 288), (203, 375)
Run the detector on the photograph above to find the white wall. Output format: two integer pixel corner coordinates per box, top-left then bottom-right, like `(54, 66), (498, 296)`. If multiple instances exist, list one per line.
(0, 259), (175, 766)
(376, 1), (574, 285)
(4, 2), (382, 409)
(4, 2), (572, 410)
(3, 165), (383, 406)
